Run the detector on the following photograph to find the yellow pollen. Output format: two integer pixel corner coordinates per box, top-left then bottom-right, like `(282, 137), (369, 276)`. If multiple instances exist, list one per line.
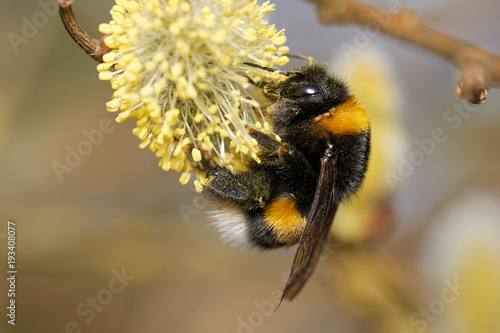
(97, 0), (289, 185)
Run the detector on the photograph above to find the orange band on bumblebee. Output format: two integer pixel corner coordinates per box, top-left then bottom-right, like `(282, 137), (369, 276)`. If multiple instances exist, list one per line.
(313, 96), (370, 136)
(263, 199), (307, 245)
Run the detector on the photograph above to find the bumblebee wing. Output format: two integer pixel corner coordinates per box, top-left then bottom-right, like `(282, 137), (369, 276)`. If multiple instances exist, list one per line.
(280, 142), (338, 303)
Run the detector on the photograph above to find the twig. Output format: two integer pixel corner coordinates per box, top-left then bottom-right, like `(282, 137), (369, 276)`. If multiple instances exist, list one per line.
(58, 0), (107, 63)
(307, 0), (500, 104)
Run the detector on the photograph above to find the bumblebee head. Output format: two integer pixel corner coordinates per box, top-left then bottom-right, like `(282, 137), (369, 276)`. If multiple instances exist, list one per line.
(265, 64), (348, 115)
(265, 63), (370, 138)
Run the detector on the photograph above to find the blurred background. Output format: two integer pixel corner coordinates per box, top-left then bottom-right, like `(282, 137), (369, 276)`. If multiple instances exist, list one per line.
(1, 0), (500, 332)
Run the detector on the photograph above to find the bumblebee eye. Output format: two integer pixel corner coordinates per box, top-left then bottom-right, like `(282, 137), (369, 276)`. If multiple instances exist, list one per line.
(289, 84), (321, 98)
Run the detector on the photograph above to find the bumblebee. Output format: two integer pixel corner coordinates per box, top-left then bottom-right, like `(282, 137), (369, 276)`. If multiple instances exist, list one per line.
(186, 62), (371, 303)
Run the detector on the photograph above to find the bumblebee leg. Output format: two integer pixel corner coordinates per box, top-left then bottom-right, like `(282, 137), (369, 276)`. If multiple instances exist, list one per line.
(242, 74), (265, 88)
(185, 143), (219, 173)
(246, 128), (317, 204)
(247, 127), (281, 152)
(205, 171), (270, 210)
(275, 143), (319, 208)
(185, 144), (270, 210)
(246, 127), (313, 178)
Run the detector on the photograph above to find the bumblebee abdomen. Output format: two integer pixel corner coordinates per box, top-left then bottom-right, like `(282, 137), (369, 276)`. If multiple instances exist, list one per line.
(262, 199), (307, 245)
(245, 197), (307, 248)
(209, 197), (307, 249)
(236, 198), (305, 248)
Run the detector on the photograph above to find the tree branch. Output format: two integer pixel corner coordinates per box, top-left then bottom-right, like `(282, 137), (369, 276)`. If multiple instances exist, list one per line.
(58, 0), (107, 63)
(307, 0), (500, 104)
(58, 0), (499, 104)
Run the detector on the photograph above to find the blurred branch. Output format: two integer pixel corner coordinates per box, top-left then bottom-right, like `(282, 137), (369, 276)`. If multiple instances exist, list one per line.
(58, 0), (500, 104)
(307, 0), (500, 104)
(58, 0), (107, 63)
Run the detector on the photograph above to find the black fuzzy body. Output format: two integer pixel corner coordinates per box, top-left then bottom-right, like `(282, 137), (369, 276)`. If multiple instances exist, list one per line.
(189, 63), (371, 249)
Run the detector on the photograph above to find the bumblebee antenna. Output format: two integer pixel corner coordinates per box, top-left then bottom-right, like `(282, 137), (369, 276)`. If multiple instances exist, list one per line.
(243, 62), (294, 77)
(286, 54), (314, 66)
